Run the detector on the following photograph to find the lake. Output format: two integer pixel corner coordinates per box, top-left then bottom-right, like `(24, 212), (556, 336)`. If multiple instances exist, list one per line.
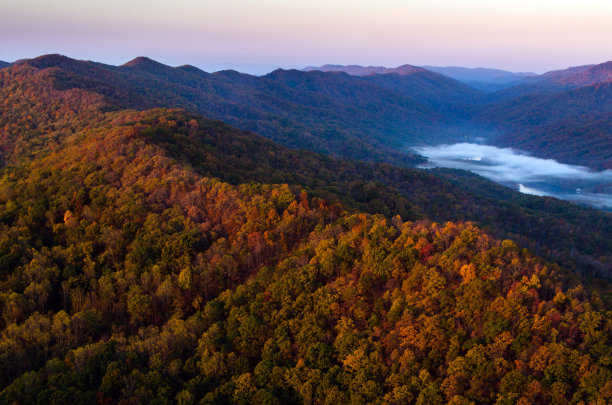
(414, 143), (612, 211)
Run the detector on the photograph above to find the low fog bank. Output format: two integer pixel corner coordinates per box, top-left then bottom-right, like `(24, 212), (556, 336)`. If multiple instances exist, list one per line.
(415, 143), (612, 210)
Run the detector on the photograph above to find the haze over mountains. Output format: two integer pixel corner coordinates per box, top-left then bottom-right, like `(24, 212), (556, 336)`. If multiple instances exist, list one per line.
(302, 64), (430, 77)
(422, 66), (536, 92)
(4, 53), (612, 271)
(6, 54), (610, 171)
(305, 60), (612, 170)
(3, 55), (611, 180)
(304, 64), (536, 92)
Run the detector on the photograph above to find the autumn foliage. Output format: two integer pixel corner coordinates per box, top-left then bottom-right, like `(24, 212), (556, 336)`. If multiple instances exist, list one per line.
(0, 58), (610, 404)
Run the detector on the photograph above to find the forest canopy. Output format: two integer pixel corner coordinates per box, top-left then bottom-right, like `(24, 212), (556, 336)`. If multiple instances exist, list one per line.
(0, 57), (610, 404)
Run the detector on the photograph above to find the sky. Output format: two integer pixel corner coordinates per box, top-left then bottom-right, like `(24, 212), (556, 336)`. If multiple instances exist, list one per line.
(2, 0), (612, 74)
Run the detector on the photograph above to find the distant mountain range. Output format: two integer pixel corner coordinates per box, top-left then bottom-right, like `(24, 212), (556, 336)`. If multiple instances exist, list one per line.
(474, 61), (612, 168)
(304, 64), (536, 91)
(304, 61), (612, 92)
(3, 55), (612, 169)
(8, 54), (486, 167)
(302, 63), (429, 76)
(304, 60), (612, 169)
(422, 66), (536, 91)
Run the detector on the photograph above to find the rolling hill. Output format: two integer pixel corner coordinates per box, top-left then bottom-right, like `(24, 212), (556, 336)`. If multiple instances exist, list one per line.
(301, 63), (482, 111)
(478, 80), (612, 131)
(494, 113), (612, 170)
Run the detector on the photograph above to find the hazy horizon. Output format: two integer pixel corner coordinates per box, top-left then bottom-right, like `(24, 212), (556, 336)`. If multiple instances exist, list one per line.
(3, 0), (612, 75)
(2, 53), (608, 77)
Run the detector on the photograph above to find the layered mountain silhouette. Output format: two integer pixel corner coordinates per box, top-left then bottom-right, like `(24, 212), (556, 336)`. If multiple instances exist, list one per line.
(284, 60), (612, 169)
(304, 64), (537, 92)
(5, 54), (612, 170)
(13, 54), (486, 167)
(302, 63), (481, 106)
(302, 63), (430, 76)
(474, 61), (612, 168)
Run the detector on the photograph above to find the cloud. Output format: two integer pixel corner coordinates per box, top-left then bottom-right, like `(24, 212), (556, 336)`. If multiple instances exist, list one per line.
(415, 143), (612, 209)
(415, 143), (612, 182)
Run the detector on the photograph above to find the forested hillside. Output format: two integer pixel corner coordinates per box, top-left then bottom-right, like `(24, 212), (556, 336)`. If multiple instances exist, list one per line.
(483, 81), (612, 168)
(0, 56), (611, 404)
(302, 63), (481, 112)
(472, 61), (612, 168)
(18, 54), (447, 166)
(480, 81), (612, 131)
(10, 54), (612, 171)
(5, 59), (612, 280)
(493, 113), (612, 170)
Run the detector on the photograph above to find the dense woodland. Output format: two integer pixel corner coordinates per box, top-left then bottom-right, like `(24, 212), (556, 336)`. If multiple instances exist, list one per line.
(0, 58), (610, 403)
(293, 59), (612, 170)
(494, 113), (612, 170)
(22, 54), (433, 167)
(473, 64), (612, 168)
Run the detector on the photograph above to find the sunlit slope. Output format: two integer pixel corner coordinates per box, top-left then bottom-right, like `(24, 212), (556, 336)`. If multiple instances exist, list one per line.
(2, 59), (612, 279)
(0, 59), (610, 403)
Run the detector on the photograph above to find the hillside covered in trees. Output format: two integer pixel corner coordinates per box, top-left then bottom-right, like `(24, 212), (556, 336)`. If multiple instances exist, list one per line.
(0, 57), (611, 404)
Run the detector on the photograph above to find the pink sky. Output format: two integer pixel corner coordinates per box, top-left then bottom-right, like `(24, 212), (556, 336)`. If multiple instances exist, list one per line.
(2, 0), (612, 74)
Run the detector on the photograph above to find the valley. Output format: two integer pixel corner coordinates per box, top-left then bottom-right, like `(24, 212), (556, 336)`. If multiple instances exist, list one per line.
(0, 55), (610, 404)
(415, 142), (612, 211)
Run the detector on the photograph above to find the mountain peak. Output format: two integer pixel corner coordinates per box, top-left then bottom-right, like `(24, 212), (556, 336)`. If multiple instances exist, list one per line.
(391, 64), (428, 75)
(212, 68), (244, 78)
(122, 56), (168, 69)
(26, 54), (80, 70)
(176, 64), (206, 75)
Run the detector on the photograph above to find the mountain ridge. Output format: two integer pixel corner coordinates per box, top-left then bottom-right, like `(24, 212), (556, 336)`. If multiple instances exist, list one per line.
(302, 63), (428, 76)
(423, 65), (536, 91)
(11, 54), (479, 166)
(7, 54), (612, 170)
(3, 57), (612, 277)
(0, 53), (610, 403)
